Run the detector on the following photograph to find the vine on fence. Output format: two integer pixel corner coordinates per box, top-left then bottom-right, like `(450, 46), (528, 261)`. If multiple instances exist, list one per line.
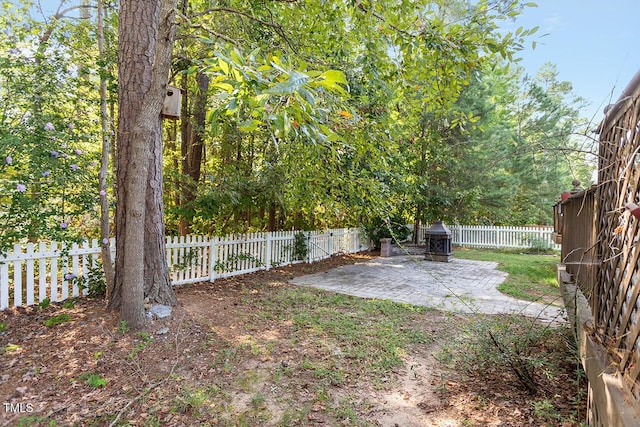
(214, 252), (265, 274)
(171, 249), (200, 271)
(69, 263), (106, 298)
(293, 232), (309, 261)
(524, 235), (554, 254)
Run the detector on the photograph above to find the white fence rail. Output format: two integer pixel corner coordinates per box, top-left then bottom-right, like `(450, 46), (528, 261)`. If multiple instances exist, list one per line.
(419, 225), (560, 250)
(0, 228), (370, 310)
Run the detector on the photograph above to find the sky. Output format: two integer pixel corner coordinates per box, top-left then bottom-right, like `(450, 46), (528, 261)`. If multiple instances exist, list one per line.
(507, 0), (640, 123)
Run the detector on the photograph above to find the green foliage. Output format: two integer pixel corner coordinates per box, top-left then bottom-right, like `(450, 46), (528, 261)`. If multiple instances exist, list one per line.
(117, 320), (130, 335)
(203, 48), (350, 144)
(82, 264), (107, 298)
(454, 248), (560, 304)
(4, 343), (21, 352)
(0, 1), (103, 250)
(14, 415), (57, 427)
(63, 265), (107, 299)
(163, 0), (555, 234)
(171, 386), (215, 417)
(403, 63), (592, 227)
(38, 298), (51, 309)
(441, 314), (566, 395)
(533, 399), (562, 422)
(214, 252), (264, 273)
(525, 235), (555, 254)
(171, 249), (200, 272)
(79, 372), (107, 388)
(128, 332), (154, 360)
(0, 0), (587, 245)
(361, 217), (411, 248)
(62, 300), (75, 309)
(44, 313), (71, 327)
(293, 232), (308, 261)
(0, 322), (6, 332)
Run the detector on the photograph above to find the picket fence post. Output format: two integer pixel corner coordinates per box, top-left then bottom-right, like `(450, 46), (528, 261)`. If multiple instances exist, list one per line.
(265, 232), (272, 271)
(209, 236), (218, 282)
(0, 254), (8, 310)
(38, 242), (47, 303)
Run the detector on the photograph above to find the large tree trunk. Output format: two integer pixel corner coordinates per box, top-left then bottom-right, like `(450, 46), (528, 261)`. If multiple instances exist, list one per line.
(110, 0), (178, 329)
(144, 122), (177, 305)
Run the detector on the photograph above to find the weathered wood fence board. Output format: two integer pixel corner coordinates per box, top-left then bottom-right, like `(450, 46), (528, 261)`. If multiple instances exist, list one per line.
(558, 69), (640, 425)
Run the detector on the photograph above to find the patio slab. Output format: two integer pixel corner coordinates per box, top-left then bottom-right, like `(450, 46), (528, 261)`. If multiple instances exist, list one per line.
(290, 255), (565, 323)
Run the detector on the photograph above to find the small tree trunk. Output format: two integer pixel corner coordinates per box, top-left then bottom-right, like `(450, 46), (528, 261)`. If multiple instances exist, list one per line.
(413, 204), (423, 244)
(97, 0), (115, 298)
(268, 204), (277, 232)
(178, 72), (208, 235)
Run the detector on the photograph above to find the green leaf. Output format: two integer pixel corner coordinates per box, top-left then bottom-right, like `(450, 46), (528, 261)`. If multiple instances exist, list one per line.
(319, 70), (347, 85)
(298, 87), (316, 106)
(213, 82), (234, 92)
(227, 97), (238, 113)
(317, 79), (349, 96)
(254, 93), (270, 104)
(181, 65), (199, 75)
(238, 119), (262, 132)
(266, 71), (310, 95)
(230, 48), (244, 66)
(218, 58), (230, 75)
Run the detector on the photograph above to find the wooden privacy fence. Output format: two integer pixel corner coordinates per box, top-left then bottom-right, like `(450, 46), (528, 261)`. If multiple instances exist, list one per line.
(0, 228), (369, 311)
(559, 69), (640, 426)
(418, 224), (560, 250)
(591, 69), (640, 425)
(553, 187), (598, 299)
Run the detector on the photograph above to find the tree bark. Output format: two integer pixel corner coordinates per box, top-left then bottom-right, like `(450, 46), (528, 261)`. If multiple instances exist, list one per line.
(97, 0), (115, 297)
(110, 0), (178, 328)
(144, 117), (177, 305)
(178, 72), (208, 235)
(178, 72), (190, 236)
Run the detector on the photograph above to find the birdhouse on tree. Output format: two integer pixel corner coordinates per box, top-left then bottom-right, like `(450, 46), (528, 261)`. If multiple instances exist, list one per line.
(162, 85), (181, 120)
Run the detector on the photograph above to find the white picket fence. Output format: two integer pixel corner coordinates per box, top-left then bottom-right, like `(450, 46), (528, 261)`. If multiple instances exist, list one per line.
(0, 225), (558, 311)
(0, 228), (369, 310)
(419, 224), (560, 250)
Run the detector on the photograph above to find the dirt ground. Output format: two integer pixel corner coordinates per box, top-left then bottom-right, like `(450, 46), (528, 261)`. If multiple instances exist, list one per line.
(1, 253), (586, 426)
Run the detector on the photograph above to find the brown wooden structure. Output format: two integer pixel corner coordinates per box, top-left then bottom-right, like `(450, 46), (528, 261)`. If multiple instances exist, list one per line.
(558, 69), (640, 425)
(553, 187), (598, 297)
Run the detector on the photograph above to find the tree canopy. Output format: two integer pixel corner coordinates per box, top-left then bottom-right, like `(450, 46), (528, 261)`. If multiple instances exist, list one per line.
(0, 0), (595, 252)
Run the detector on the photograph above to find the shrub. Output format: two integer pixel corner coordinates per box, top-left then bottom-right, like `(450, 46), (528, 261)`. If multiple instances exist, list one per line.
(361, 217), (410, 248)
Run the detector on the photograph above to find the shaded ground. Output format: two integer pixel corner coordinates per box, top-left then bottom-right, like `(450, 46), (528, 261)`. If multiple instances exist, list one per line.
(1, 253), (586, 426)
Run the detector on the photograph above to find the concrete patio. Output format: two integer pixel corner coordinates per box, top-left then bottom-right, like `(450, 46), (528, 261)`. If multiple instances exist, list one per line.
(291, 255), (565, 323)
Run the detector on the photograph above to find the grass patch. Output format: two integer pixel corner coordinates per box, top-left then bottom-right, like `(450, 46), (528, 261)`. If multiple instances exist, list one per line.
(79, 373), (107, 388)
(44, 313), (72, 327)
(454, 247), (560, 305)
(437, 313), (581, 397)
(255, 288), (430, 381)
